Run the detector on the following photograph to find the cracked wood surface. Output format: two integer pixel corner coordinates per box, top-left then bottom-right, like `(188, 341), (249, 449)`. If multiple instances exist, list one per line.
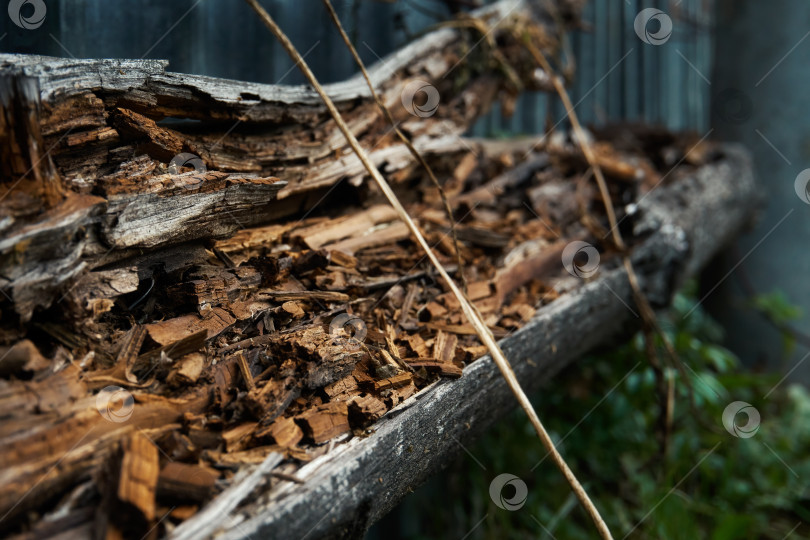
(0, 0), (561, 322)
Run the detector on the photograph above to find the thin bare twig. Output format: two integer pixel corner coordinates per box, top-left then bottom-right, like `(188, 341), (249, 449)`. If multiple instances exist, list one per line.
(321, 0), (467, 292)
(243, 1), (612, 538)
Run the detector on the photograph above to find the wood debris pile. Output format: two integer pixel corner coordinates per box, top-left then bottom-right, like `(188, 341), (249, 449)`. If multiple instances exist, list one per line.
(0, 2), (726, 537)
(0, 117), (718, 537)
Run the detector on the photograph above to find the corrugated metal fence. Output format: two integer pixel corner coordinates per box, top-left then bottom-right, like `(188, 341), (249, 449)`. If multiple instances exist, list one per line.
(0, 0), (713, 133)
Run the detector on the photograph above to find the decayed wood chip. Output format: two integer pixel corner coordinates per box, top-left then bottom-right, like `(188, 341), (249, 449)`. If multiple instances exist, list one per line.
(292, 205), (399, 249)
(245, 376), (301, 423)
(170, 506), (199, 521)
(145, 310), (234, 347)
(166, 353), (205, 387)
(222, 422), (258, 453)
(453, 152), (478, 185)
(213, 223), (292, 265)
(323, 374), (359, 400)
(272, 326), (365, 389)
(170, 452), (283, 540)
(494, 240), (567, 301)
(348, 395), (387, 427)
(281, 300), (306, 319)
(207, 445), (311, 466)
(120, 325), (147, 384)
(433, 331), (458, 364)
(258, 290), (349, 302)
(407, 361), (463, 378)
(296, 401), (350, 444)
(237, 351), (255, 392)
(384, 382), (418, 408)
(255, 416), (303, 447)
(417, 301), (447, 322)
(328, 221), (410, 256)
(137, 329), (208, 365)
(503, 303), (537, 322)
(424, 322), (509, 337)
(371, 372), (413, 392)
(116, 432), (160, 525)
(157, 462), (217, 503)
(402, 334), (430, 358)
(328, 249), (357, 268)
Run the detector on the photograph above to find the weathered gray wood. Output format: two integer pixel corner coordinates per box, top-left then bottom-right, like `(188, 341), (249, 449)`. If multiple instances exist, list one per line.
(177, 144), (757, 540)
(0, 0), (556, 185)
(102, 172), (286, 249)
(0, 0), (570, 322)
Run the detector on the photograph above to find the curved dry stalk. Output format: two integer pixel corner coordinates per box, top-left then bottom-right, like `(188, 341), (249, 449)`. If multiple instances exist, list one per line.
(320, 0), (467, 292)
(519, 30), (689, 451)
(243, 1), (613, 538)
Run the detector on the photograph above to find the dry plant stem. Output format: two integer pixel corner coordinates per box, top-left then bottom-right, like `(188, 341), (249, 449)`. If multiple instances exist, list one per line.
(540, 0), (576, 80)
(522, 35), (685, 445)
(320, 0), (467, 292)
(243, 1), (613, 538)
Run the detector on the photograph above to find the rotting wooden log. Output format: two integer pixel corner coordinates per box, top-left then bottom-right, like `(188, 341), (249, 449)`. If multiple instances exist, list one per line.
(0, 3), (757, 537)
(190, 145), (758, 540)
(0, 0), (568, 321)
(100, 171), (286, 249)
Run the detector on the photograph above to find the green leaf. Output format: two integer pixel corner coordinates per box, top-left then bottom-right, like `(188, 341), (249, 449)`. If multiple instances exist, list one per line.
(752, 290), (803, 324)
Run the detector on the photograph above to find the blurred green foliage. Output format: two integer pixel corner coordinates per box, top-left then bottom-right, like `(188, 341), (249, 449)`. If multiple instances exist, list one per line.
(750, 290), (804, 357)
(379, 285), (810, 539)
